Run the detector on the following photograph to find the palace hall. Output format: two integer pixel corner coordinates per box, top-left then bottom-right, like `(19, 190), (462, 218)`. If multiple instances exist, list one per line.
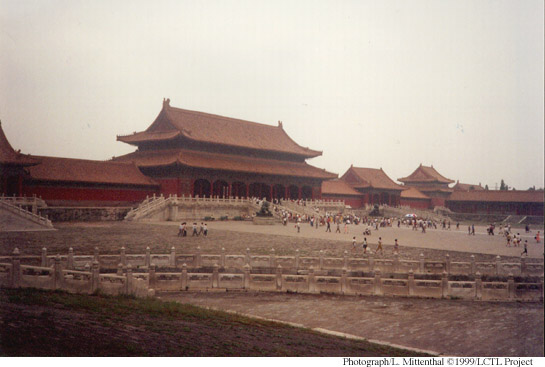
(113, 99), (337, 201)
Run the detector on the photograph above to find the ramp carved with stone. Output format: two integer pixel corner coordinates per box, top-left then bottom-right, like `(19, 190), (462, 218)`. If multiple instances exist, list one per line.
(0, 200), (54, 232)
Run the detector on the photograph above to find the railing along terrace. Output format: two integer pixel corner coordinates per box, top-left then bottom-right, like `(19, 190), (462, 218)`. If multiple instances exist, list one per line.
(1, 247), (543, 302)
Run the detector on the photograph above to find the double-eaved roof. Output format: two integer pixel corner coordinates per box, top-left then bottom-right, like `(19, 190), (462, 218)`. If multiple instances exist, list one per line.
(342, 166), (403, 191)
(0, 122), (39, 167)
(117, 99), (322, 158)
(113, 148), (337, 180)
(398, 164), (454, 184)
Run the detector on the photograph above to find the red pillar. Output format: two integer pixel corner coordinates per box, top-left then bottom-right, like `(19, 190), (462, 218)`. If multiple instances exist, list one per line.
(284, 186), (288, 200)
(298, 187), (301, 200)
(246, 184), (250, 198)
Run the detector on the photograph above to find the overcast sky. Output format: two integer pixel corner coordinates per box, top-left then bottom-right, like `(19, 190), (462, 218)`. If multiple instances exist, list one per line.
(1, 0), (543, 190)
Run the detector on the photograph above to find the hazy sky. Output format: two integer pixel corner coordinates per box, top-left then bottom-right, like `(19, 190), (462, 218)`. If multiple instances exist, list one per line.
(1, 0), (543, 190)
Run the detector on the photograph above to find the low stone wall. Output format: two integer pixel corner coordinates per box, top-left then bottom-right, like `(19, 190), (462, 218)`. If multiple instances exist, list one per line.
(39, 207), (132, 222)
(1, 247), (543, 302)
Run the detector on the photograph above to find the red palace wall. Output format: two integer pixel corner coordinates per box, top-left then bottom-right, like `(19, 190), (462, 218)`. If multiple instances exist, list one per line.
(430, 197), (446, 207)
(400, 198), (431, 210)
(22, 184), (158, 205)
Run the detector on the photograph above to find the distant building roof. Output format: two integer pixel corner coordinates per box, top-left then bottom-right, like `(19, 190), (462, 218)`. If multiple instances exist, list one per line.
(113, 148), (337, 180)
(400, 187), (430, 200)
(398, 164), (454, 184)
(342, 166), (403, 191)
(447, 190), (544, 203)
(452, 181), (485, 192)
(27, 156), (159, 187)
(0, 122), (39, 167)
(321, 179), (362, 196)
(117, 99), (322, 158)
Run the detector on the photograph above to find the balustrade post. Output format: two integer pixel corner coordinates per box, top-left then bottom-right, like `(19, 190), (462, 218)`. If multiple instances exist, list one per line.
(445, 254), (450, 275)
(269, 248), (276, 268)
(67, 248), (74, 270)
(212, 263), (219, 288)
(470, 255), (476, 275)
(93, 247), (100, 264)
(374, 269), (383, 296)
(419, 253), (425, 274)
(117, 263), (123, 276)
(343, 251), (348, 269)
(475, 272), (482, 300)
(441, 271), (449, 299)
(195, 247), (202, 268)
(169, 247), (176, 267)
(145, 247), (151, 268)
(54, 255), (62, 290)
(508, 273), (515, 300)
(245, 248), (251, 266)
(394, 253), (400, 273)
(341, 268), (347, 294)
(520, 256), (526, 276)
(181, 264), (188, 290)
(408, 270), (415, 296)
(295, 249), (300, 270)
(319, 250), (324, 270)
(41, 247), (47, 267)
(220, 248), (226, 268)
(490, 252), (502, 274)
(91, 260), (100, 293)
(308, 266), (316, 293)
(126, 264), (133, 295)
(276, 265), (283, 291)
(148, 263), (156, 289)
(368, 253), (374, 271)
(120, 247), (126, 266)
(243, 264), (251, 289)
(11, 248), (21, 288)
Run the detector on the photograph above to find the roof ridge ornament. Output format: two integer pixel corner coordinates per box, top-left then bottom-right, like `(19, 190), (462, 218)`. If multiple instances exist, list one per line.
(163, 98), (171, 109)
(278, 120), (283, 128)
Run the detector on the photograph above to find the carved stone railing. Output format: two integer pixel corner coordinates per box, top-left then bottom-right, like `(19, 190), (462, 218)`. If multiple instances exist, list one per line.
(2, 248), (542, 302)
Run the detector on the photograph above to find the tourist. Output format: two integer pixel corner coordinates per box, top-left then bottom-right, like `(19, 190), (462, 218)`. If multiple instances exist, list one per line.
(525, 224), (530, 233)
(362, 237), (368, 254)
(456, 222), (460, 230)
(471, 224), (475, 235)
(394, 239), (399, 254)
(296, 220), (301, 233)
(326, 219), (331, 232)
(336, 221), (341, 233)
(535, 231), (541, 243)
(521, 240), (528, 257)
(198, 222), (204, 235)
(352, 236), (357, 252)
(177, 222), (184, 237)
(203, 223), (208, 237)
(506, 233), (511, 247)
(375, 237), (383, 255)
(468, 225), (471, 235)
(192, 223), (198, 236)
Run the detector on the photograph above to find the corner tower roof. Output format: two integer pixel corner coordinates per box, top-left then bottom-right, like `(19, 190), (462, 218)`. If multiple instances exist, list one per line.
(117, 99), (322, 158)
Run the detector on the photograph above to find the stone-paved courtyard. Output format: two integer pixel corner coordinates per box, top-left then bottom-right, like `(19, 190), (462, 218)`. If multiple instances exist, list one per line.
(1, 220), (543, 356)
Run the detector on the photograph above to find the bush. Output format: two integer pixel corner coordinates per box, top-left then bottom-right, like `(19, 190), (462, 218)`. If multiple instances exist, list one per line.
(220, 216), (228, 221)
(203, 216), (214, 221)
